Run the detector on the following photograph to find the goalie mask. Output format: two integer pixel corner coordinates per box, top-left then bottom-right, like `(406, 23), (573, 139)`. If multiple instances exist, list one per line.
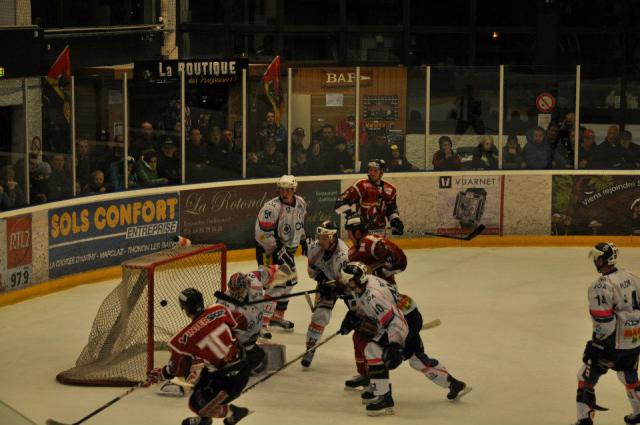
(179, 288), (204, 317)
(227, 272), (249, 301)
(589, 242), (619, 271)
(341, 261), (368, 291)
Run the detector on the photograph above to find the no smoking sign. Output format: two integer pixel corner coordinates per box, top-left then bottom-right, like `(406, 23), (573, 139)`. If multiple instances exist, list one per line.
(535, 92), (556, 113)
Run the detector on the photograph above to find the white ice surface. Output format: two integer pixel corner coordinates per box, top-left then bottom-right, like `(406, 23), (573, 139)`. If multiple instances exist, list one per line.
(1, 247), (639, 425)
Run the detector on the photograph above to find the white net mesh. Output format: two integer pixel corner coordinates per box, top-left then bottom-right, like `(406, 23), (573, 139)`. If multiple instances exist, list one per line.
(56, 244), (226, 386)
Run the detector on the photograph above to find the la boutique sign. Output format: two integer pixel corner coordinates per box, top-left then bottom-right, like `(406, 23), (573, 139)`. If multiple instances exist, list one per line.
(322, 69), (373, 88)
(134, 58), (248, 85)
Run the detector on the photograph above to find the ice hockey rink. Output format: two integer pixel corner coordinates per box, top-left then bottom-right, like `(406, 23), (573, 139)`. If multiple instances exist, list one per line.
(2, 246), (640, 425)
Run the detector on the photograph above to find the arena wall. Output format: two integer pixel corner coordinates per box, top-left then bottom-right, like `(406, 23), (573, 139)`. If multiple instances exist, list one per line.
(0, 170), (638, 306)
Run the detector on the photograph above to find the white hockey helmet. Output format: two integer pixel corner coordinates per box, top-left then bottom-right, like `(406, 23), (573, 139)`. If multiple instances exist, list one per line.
(277, 174), (298, 191)
(316, 220), (338, 239)
(589, 242), (619, 268)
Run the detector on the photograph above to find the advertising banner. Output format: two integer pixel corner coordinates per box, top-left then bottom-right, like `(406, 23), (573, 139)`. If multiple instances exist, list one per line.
(180, 181), (341, 250)
(436, 175), (503, 235)
(48, 194), (180, 278)
(134, 58), (249, 85)
(552, 175), (640, 235)
(2, 214), (32, 293)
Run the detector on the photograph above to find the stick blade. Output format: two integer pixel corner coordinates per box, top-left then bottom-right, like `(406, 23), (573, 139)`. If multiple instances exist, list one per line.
(421, 318), (442, 330)
(46, 419), (71, 425)
(463, 224), (485, 240)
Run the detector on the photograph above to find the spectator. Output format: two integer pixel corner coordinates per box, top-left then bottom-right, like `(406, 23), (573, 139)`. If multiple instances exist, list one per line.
(619, 130), (640, 169)
(94, 134), (124, 176)
(30, 161), (50, 204)
(0, 185), (11, 210)
(137, 150), (168, 187)
(207, 127), (225, 168)
(502, 135), (525, 170)
(186, 128), (208, 165)
(218, 130), (242, 176)
(82, 170), (110, 195)
(48, 153), (73, 201)
(432, 136), (462, 171)
(258, 111), (287, 154)
(578, 129), (598, 169)
(256, 138), (285, 177)
(319, 124), (347, 154)
(110, 156), (138, 191)
(523, 127), (552, 169)
(76, 138), (92, 188)
(0, 165), (26, 208)
(291, 128), (306, 156)
(366, 134), (393, 165)
(131, 121), (158, 160)
(326, 139), (354, 174)
(307, 139), (327, 175)
(505, 110), (528, 135)
(292, 150), (310, 176)
(596, 125), (623, 169)
(388, 144), (418, 171)
(336, 115), (367, 155)
(471, 136), (499, 170)
(246, 152), (259, 178)
(158, 139), (181, 184)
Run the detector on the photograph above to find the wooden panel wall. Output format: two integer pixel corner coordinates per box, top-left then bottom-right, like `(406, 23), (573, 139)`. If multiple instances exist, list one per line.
(292, 67), (407, 133)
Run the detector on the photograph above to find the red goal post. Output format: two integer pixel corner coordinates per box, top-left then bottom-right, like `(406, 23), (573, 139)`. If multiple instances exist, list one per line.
(56, 243), (227, 387)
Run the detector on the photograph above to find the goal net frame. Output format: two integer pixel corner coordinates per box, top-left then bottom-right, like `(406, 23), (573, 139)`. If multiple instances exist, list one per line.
(56, 243), (227, 387)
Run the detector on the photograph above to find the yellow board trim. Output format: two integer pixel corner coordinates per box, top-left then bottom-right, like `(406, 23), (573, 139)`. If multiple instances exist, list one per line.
(1, 236), (639, 307)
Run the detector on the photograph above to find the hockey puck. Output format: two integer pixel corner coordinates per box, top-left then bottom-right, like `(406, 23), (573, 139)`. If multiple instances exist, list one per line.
(160, 300), (168, 307)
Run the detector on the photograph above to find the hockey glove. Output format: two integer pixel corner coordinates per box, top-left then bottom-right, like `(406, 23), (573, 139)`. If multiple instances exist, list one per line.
(383, 342), (404, 370)
(390, 217), (404, 236)
(300, 238), (309, 257)
(339, 311), (361, 335)
(274, 244), (295, 268)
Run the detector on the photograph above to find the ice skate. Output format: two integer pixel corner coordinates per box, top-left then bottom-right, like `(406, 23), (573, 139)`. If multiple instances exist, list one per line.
(625, 413), (640, 424)
(269, 318), (294, 332)
(344, 374), (370, 391)
(181, 417), (212, 425)
(300, 349), (315, 368)
(361, 386), (376, 405)
(223, 404), (252, 425)
(447, 376), (471, 400)
(365, 391), (394, 416)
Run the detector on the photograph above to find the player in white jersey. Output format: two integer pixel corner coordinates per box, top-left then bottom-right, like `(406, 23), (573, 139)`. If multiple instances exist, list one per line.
(255, 175), (308, 331)
(300, 220), (349, 368)
(338, 262), (408, 416)
(575, 243), (640, 425)
(218, 271), (273, 375)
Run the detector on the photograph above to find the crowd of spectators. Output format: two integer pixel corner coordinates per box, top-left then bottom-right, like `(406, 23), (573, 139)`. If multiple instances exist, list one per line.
(4, 105), (640, 212)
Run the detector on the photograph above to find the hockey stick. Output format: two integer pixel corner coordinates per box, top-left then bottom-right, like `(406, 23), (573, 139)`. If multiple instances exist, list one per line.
(46, 381), (146, 425)
(215, 289), (319, 306)
(408, 224), (485, 241)
(421, 318), (441, 331)
(241, 331), (340, 395)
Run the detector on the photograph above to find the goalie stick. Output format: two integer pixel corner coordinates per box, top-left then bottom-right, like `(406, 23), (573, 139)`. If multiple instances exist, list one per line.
(46, 381), (146, 425)
(408, 224), (485, 241)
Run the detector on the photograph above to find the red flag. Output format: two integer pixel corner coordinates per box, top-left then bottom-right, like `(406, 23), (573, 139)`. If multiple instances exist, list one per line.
(47, 46), (71, 122)
(263, 56), (284, 125)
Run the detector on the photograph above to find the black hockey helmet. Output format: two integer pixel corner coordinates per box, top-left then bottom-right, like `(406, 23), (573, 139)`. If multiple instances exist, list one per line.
(316, 220), (338, 239)
(341, 262), (368, 288)
(367, 158), (387, 172)
(589, 242), (619, 270)
(179, 288), (205, 317)
(344, 214), (368, 235)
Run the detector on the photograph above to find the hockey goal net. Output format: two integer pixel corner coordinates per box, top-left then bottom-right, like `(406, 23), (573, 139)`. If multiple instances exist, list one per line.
(56, 243), (227, 387)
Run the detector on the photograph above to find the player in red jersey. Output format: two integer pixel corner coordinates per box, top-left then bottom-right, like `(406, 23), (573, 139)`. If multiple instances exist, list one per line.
(335, 158), (403, 235)
(345, 213), (406, 285)
(148, 288), (251, 425)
